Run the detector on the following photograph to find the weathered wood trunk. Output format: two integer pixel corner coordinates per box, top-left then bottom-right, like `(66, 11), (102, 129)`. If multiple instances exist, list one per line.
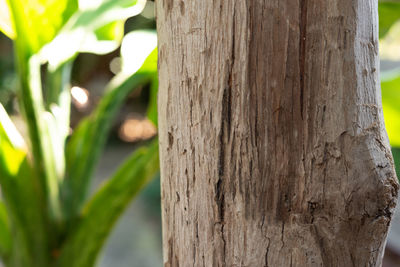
(156, 0), (399, 266)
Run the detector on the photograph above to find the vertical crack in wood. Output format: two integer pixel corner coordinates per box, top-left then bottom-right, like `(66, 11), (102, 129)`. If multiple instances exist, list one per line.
(216, 3), (236, 265)
(216, 50), (229, 267)
(299, 0), (308, 120)
(264, 238), (271, 267)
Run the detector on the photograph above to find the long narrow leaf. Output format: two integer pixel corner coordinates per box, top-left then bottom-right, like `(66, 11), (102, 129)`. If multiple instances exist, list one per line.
(1, 158), (49, 267)
(13, 49), (62, 219)
(63, 42), (157, 217)
(63, 71), (153, 217)
(0, 106), (48, 267)
(147, 75), (158, 126)
(45, 62), (73, 170)
(57, 140), (159, 267)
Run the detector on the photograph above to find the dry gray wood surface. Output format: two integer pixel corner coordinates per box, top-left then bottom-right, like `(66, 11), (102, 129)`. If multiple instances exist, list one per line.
(157, 1), (399, 266)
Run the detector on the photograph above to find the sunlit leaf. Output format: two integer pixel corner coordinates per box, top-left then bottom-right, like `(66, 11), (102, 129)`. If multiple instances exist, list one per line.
(7, 0), (78, 54)
(78, 20), (125, 55)
(120, 30), (158, 125)
(121, 30), (157, 75)
(0, 0), (15, 39)
(0, 104), (26, 176)
(42, 111), (66, 180)
(381, 69), (400, 147)
(0, 105), (25, 152)
(41, 0), (146, 70)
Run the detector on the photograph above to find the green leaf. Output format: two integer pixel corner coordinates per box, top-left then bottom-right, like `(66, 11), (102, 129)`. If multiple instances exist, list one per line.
(41, 0), (146, 70)
(147, 75), (158, 126)
(13, 53), (63, 219)
(120, 30), (157, 75)
(0, 104), (26, 156)
(0, 105), (48, 266)
(7, 0), (76, 220)
(57, 140), (159, 267)
(392, 147), (400, 179)
(120, 30), (158, 124)
(0, 0), (15, 39)
(63, 34), (157, 217)
(2, 158), (49, 267)
(0, 202), (11, 261)
(7, 0), (78, 54)
(63, 71), (152, 217)
(78, 20), (125, 55)
(379, 2), (400, 38)
(381, 69), (400, 147)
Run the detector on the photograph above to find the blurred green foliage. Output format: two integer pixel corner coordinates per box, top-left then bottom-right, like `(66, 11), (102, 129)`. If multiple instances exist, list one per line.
(379, 2), (400, 38)
(379, 2), (400, 177)
(0, 0), (158, 267)
(381, 70), (400, 147)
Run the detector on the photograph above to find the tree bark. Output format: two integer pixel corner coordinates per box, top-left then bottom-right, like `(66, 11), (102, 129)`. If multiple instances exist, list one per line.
(156, 1), (399, 266)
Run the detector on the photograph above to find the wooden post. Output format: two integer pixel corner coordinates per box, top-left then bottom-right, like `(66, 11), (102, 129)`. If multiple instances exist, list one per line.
(157, 1), (399, 266)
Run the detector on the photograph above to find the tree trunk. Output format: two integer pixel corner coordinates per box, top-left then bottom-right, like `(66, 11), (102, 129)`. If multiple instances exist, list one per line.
(156, 1), (399, 266)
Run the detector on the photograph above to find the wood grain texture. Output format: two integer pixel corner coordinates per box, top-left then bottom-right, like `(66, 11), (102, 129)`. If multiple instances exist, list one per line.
(156, 1), (399, 266)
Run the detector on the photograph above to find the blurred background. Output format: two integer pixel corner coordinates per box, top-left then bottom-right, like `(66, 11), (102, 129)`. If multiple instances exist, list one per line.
(0, 1), (163, 266)
(379, 6), (400, 264)
(2, 1), (400, 266)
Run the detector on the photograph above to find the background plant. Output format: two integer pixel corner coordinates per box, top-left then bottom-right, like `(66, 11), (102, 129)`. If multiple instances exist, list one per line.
(0, 0), (159, 266)
(379, 0), (400, 177)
